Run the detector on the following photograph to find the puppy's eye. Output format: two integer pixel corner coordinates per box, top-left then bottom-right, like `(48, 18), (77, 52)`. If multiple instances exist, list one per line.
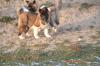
(39, 9), (42, 13)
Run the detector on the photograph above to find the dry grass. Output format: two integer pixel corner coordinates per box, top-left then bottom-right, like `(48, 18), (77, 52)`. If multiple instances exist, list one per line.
(0, 3), (100, 65)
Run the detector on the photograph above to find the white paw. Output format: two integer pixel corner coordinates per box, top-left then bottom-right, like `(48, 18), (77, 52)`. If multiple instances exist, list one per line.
(46, 35), (51, 38)
(34, 36), (40, 39)
(52, 27), (57, 32)
(26, 33), (30, 37)
(54, 29), (57, 32)
(19, 36), (25, 39)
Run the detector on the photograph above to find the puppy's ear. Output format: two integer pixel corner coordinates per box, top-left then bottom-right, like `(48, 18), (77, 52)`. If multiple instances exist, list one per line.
(33, 0), (36, 3)
(45, 7), (49, 12)
(26, 1), (30, 4)
(39, 9), (42, 14)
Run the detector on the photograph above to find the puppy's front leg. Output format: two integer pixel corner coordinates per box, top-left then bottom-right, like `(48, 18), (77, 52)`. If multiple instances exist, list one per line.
(33, 27), (40, 39)
(44, 28), (51, 38)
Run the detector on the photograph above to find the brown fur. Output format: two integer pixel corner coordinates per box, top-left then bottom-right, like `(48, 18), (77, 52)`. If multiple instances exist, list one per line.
(18, 12), (46, 36)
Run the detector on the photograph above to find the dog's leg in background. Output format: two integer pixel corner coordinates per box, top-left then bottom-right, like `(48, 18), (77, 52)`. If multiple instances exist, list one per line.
(49, 11), (59, 33)
(44, 28), (51, 38)
(53, 9), (59, 33)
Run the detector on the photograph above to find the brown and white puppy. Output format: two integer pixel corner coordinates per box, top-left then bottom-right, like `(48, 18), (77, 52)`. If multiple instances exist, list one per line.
(18, 6), (51, 39)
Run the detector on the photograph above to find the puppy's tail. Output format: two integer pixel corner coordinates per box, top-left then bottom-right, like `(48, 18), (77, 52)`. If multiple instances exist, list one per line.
(16, 4), (24, 16)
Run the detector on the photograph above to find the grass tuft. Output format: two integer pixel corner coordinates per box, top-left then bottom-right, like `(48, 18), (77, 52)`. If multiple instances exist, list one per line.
(79, 3), (93, 11)
(0, 16), (14, 23)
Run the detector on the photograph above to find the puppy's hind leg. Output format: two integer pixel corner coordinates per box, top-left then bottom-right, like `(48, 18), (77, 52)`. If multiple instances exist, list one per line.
(24, 26), (31, 37)
(18, 30), (25, 39)
(18, 25), (25, 39)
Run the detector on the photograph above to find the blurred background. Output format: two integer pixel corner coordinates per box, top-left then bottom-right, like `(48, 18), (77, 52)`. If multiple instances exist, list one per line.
(0, 0), (100, 18)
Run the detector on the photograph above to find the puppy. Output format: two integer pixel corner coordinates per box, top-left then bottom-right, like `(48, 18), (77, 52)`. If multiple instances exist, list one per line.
(18, 6), (51, 39)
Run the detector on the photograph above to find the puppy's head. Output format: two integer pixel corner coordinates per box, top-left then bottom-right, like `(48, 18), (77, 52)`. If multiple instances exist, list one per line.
(26, 0), (37, 12)
(39, 6), (49, 15)
(39, 6), (49, 22)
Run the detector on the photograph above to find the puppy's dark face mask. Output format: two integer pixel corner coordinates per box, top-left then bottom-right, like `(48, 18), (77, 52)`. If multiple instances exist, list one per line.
(39, 6), (49, 23)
